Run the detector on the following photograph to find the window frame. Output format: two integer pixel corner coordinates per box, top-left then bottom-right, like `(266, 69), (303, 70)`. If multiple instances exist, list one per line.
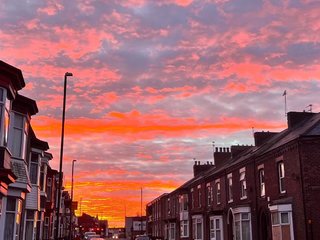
(209, 216), (223, 240)
(258, 168), (265, 197)
(227, 174), (233, 203)
(206, 183), (212, 207)
(192, 215), (203, 240)
(215, 180), (221, 205)
(239, 168), (247, 200)
(180, 220), (189, 238)
(278, 161), (286, 194)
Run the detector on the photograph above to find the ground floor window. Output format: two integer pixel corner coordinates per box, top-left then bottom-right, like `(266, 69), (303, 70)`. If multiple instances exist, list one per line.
(164, 223), (169, 240)
(180, 220), (189, 238)
(269, 204), (293, 240)
(25, 210), (36, 240)
(4, 197), (22, 240)
(192, 215), (203, 240)
(210, 216), (223, 240)
(230, 207), (252, 240)
(169, 223), (176, 240)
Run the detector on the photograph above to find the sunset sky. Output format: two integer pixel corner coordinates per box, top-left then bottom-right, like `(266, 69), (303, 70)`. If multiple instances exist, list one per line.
(1, 0), (320, 227)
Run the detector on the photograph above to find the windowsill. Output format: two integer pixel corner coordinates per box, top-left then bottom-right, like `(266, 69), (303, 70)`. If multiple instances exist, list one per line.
(228, 199), (233, 203)
(240, 196), (247, 200)
(180, 236), (189, 238)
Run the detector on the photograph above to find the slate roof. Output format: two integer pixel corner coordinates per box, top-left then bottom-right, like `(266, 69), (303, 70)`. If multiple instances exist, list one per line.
(11, 160), (30, 184)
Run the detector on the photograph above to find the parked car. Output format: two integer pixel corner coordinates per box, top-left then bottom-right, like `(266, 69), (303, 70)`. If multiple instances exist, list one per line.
(135, 235), (150, 240)
(84, 232), (97, 240)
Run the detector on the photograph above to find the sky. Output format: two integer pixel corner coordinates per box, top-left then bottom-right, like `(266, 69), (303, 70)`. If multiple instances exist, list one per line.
(1, 0), (320, 227)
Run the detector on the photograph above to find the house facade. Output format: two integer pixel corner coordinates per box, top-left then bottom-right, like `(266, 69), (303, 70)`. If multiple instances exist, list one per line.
(0, 60), (71, 240)
(147, 112), (320, 240)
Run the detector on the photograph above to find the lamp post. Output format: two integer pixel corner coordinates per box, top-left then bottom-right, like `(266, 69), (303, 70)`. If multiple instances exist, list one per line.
(55, 72), (73, 239)
(70, 159), (77, 240)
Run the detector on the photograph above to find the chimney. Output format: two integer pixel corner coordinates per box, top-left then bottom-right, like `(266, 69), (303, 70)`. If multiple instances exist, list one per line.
(230, 145), (252, 158)
(193, 161), (215, 177)
(254, 131), (278, 146)
(287, 111), (316, 128)
(214, 147), (231, 167)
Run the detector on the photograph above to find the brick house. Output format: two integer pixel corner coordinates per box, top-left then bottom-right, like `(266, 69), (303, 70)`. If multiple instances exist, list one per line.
(147, 112), (320, 240)
(0, 60), (70, 240)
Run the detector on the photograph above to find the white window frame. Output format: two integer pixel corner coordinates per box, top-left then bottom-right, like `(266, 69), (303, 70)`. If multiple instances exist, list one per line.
(169, 222), (176, 240)
(278, 161), (286, 193)
(240, 168), (247, 199)
(258, 168), (265, 197)
(215, 179), (221, 205)
(227, 173), (233, 203)
(197, 185), (202, 207)
(4, 197), (22, 240)
(269, 204), (294, 240)
(209, 216), (223, 240)
(179, 194), (188, 212)
(180, 220), (189, 238)
(232, 207), (252, 240)
(192, 215), (203, 240)
(206, 183), (212, 206)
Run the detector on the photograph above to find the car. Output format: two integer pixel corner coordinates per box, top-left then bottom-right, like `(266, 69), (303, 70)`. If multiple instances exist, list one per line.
(88, 235), (102, 240)
(135, 235), (150, 240)
(84, 232), (97, 240)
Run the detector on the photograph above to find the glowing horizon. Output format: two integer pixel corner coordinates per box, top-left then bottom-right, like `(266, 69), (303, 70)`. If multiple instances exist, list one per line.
(1, 0), (319, 227)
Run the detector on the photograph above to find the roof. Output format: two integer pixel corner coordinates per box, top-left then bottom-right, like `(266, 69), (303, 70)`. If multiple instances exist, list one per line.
(0, 60), (25, 95)
(12, 94), (38, 116)
(160, 111), (320, 197)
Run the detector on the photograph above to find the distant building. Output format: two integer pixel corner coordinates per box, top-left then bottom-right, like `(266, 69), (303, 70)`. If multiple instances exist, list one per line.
(147, 111), (320, 240)
(125, 216), (147, 240)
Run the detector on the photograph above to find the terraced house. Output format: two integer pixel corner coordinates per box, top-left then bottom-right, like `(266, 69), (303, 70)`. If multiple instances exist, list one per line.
(146, 111), (320, 240)
(0, 60), (70, 240)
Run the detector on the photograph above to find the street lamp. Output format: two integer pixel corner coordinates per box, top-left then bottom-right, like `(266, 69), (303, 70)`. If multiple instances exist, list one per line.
(70, 159), (77, 240)
(55, 72), (73, 239)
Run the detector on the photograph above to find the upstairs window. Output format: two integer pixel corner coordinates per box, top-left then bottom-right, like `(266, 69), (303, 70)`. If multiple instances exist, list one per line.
(197, 185), (202, 208)
(206, 183), (212, 206)
(278, 162), (285, 193)
(259, 169), (265, 197)
(179, 194), (188, 212)
(240, 168), (247, 199)
(191, 188), (194, 209)
(9, 113), (28, 159)
(227, 174), (233, 202)
(0, 88), (10, 147)
(30, 153), (39, 185)
(215, 181), (221, 205)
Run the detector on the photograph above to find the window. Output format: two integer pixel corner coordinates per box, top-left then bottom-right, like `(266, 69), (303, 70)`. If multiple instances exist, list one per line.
(192, 216), (203, 240)
(278, 162), (285, 193)
(215, 180), (221, 205)
(169, 223), (175, 240)
(164, 224), (169, 240)
(167, 198), (171, 215)
(179, 194), (188, 212)
(25, 210), (36, 240)
(0, 88), (10, 147)
(240, 169), (247, 199)
(4, 197), (22, 240)
(270, 204), (293, 240)
(210, 216), (223, 240)
(180, 220), (189, 238)
(197, 185), (202, 207)
(191, 188), (194, 209)
(46, 177), (52, 201)
(259, 169), (265, 197)
(234, 212), (251, 240)
(227, 174), (233, 202)
(206, 183), (212, 206)
(9, 113), (28, 159)
(30, 153), (39, 185)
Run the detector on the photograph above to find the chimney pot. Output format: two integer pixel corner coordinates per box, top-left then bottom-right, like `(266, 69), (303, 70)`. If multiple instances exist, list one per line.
(219, 147), (222, 152)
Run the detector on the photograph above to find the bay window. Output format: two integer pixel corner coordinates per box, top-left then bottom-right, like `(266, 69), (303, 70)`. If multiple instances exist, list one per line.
(269, 204), (294, 240)
(30, 152), (39, 185)
(4, 197), (22, 240)
(9, 112), (28, 159)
